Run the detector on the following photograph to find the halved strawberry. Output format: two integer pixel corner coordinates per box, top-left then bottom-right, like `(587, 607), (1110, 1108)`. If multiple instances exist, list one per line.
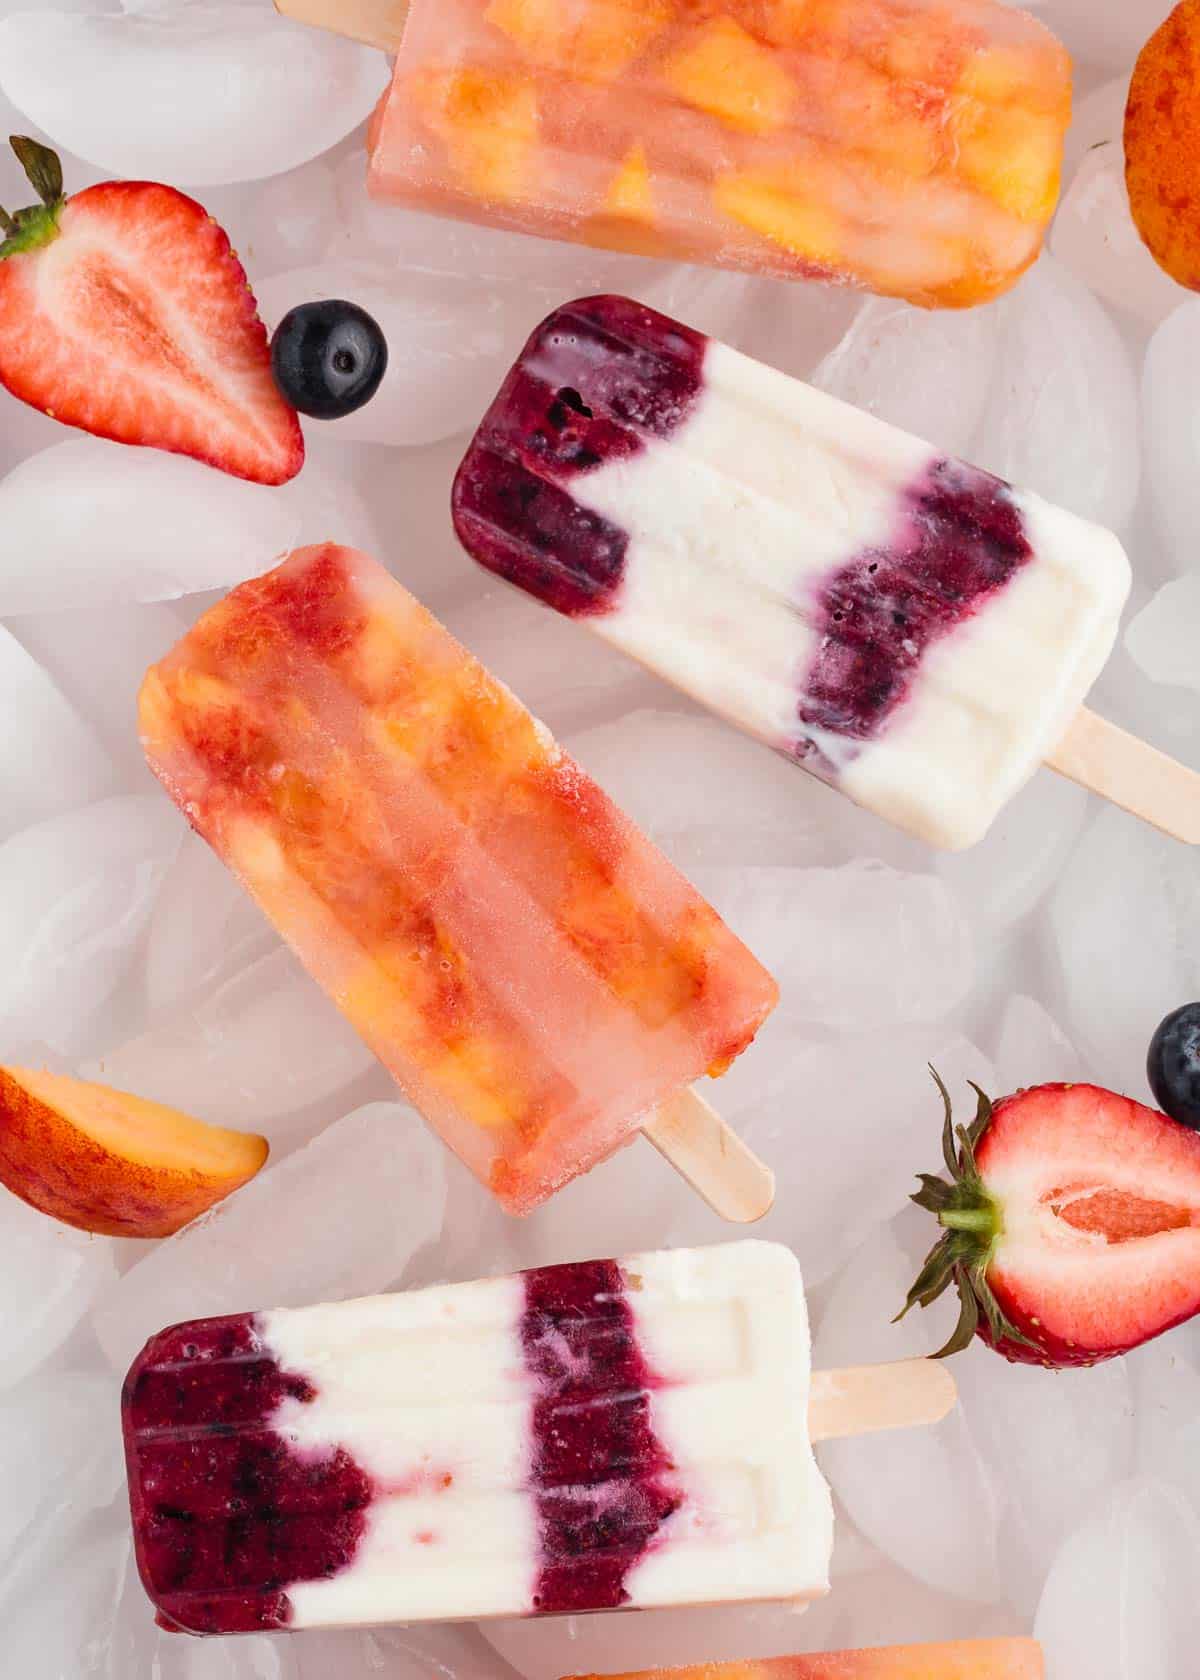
(900, 1072), (1200, 1368)
(0, 137), (303, 485)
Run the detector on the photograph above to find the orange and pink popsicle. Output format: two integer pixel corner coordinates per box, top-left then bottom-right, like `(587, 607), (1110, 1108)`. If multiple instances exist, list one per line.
(570, 1641), (1044, 1680)
(138, 544), (777, 1213)
(364, 0), (1071, 307)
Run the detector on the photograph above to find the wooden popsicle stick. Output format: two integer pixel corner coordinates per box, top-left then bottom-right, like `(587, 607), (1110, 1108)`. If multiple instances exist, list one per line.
(275, 0), (406, 51)
(809, 1359), (958, 1441)
(1047, 707), (1200, 844)
(642, 1087), (775, 1225)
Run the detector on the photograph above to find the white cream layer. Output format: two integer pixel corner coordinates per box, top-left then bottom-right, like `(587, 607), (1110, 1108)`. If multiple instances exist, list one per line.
(256, 1240), (831, 1630)
(568, 340), (1132, 851)
(622, 1243), (833, 1610)
(265, 1273), (538, 1627)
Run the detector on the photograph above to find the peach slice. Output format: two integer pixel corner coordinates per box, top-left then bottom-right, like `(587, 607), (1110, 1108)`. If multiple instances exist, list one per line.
(0, 1067), (268, 1238)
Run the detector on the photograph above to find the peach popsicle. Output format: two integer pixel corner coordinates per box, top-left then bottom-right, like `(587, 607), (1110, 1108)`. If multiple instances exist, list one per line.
(281, 0), (1071, 309)
(571, 1642), (1045, 1680)
(138, 544), (778, 1215)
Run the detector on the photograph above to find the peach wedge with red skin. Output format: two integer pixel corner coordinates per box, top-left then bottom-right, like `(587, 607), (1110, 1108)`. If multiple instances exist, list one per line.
(1126, 0), (1200, 290)
(0, 1067), (268, 1238)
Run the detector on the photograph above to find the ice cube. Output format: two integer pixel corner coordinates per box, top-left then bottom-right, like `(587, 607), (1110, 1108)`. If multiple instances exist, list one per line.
(991, 995), (1087, 1093)
(2, 1522), (129, 1676)
(799, 1562), (1022, 1658)
(935, 768), (1090, 936)
(1063, 76), (1131, 177)
(0, 624), (117, 842)
(970, 254), (1141, 532)
(1033, 1478), (1200, 1679)
(734, 278), (862, 384)
(92, 946), (376, 1130)
(91, 1100), (447, 1373)
(0, 795), (182, 1056)
(813, 1207), (1004, 1604)
(814, 295), (1000, 457)
(0, 6), (389, 185)
(142, 831), (275, 1018)
(240, 153), (341, 278)
(440, 584), (655, 731)
(1144, 303), (1200, 573)
(955, 1345), (1135, 1614)
(0, 1193), (117, 1390)
(1129, 1332), (1200, 1523)
(0, 438), (359, 614)
(0, 1369), (124, 1579)
(11, 601), (186, 779)
(689, 861), (975, 1032)
(666, 1032), (994, 1290)
(255, 262), (519, 449)
(1051, 138), (1181, 328)
(509, 1132), (681, 1274)
(485, 1595), (843, 1680)
(1046, 804), (1200, 1093)
(1027, 0), (1174, 71)
(1126, 580), (1200, 693)
(565, 710), (834, 872)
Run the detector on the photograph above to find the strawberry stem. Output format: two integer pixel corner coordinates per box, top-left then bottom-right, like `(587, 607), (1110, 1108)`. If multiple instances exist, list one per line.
(900, 1069), (1040, 1360)
(939, 1208), (997, 1234)
(0, 138), (66, 261)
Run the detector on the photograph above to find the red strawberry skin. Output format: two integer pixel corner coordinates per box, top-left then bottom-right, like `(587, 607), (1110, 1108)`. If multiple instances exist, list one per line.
(0, 182), (303, 485)
(977, 1083), (1200, 1367)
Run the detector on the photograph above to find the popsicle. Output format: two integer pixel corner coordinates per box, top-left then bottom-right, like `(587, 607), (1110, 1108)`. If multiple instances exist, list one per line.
(138, 543), (777, 1217)
(122, 1240), (954, 1635)
(568, 1640), (1045, 1680)
(454, 294), (1200, 852)
(276, 0), (1070, 309)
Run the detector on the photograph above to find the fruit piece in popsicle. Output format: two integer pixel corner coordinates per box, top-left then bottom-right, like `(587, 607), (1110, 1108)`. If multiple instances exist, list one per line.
(1125, 1), (1200, 291)
(122, 1242), (834, 1634)
(452, 295), (1133, 853)
(900, 1072), (1200, 1367)
(345, 0), (1071, 307)
(0, 1066), (268, 1238)
(0, 137), (303, 484)
(138, 544), (777, 1214)
(569, 1639), (1045, 1679)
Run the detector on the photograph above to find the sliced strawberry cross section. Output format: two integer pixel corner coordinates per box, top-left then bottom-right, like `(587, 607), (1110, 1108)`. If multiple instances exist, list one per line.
(901, 1074), (1200, 1368)
(0, 137), (302, 485)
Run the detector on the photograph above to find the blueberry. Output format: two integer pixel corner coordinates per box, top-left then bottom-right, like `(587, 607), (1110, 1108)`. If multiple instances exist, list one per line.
(269, 299), (387, 420)
(1147, 1002), (1200, 1130)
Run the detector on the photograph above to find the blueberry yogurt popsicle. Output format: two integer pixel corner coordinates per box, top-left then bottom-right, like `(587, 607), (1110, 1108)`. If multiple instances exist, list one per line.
(123, 1242), (833, 1634)
(452, 295), (1132, 851)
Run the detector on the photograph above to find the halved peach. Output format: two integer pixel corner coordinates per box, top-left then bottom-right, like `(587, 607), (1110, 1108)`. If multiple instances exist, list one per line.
(0, 1067), (268, 1238)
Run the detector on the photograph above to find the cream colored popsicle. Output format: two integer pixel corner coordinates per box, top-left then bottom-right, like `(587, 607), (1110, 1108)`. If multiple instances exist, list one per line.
(277, 0), (1071, 309)
(122, 1242), (951, 1635)
(138, 543), (778, 1215)
(449, 296), (1197, 852)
